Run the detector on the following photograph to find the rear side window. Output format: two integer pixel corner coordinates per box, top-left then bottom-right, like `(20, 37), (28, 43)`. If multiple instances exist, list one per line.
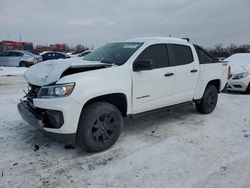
(136, 44), (169, 69)
(9, 52), (23, 57)
(170, 44), (193, 66)
(15, 52), (23, 56)
(8, 52), (15, 56)
(59, 53), (65, 58)
(194, 45), (217, 64)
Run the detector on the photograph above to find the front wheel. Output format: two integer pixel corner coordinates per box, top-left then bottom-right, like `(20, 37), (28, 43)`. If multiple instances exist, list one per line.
(195, 85), (218, 114)
(245, 83), (250, 94)
(77, 102), (123, 152)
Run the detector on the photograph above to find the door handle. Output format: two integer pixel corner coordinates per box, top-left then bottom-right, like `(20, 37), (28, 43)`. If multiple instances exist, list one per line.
(190, 69), (198, 73)
(164, 73), (174, 77)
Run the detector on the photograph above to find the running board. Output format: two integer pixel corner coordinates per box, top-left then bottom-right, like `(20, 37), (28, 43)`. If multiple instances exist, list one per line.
(129, 101), (193, 119)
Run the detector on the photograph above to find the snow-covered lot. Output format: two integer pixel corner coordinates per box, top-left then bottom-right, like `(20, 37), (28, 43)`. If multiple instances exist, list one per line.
(0, 74), (250, 188)
(0, 67), (27, 76)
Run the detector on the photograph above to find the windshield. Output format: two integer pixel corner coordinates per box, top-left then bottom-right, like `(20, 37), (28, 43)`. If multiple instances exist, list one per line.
(83, 42), (143, 65)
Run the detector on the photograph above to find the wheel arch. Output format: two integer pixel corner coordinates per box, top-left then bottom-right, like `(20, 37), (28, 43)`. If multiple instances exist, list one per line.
(82, 93), (128, 117)
(206, 79), (221, 92)
(194, 79), (221, 102)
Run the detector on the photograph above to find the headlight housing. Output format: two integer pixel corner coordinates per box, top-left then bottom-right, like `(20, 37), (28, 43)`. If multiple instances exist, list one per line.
(38, 83), (75, 98)
(233, 72), (249, 80)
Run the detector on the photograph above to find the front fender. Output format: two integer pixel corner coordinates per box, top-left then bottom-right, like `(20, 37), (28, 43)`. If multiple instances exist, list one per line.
(57, 65), (133, 114)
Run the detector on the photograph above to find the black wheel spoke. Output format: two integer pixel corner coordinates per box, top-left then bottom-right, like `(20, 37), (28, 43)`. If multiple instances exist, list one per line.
(104, 114), (111, 123)
(91, 113), (117, 144)
(93, 131), (101, 141)
(101, 131), (110, 142)
(106, 122), (116, 131)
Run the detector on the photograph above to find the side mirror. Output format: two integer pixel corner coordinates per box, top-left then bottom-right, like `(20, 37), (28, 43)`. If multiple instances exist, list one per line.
(133, 59), (153, 72)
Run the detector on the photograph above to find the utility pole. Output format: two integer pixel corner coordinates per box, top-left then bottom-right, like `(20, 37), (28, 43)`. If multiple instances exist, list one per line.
(19, 33), (22, 50)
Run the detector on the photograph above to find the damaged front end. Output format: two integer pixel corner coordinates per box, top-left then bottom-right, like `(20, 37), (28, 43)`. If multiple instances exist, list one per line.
(18, 59), (111, 143)
(17, 84), (75, 143)
(18, 84), (64, 129)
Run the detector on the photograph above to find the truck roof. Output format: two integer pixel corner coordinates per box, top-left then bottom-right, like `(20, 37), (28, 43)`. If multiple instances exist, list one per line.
(126, 37), (188, 44)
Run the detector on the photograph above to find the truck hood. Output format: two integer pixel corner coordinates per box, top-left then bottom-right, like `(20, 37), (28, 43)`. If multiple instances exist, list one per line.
(24, 58), (111, 86)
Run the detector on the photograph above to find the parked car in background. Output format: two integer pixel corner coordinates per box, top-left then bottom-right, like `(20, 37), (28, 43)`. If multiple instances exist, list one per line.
(78, 50), (92, 57)
(226, 53), (250, 93)
(70, 50), (93, 58)
(0, 50), (42, 67)
(40, 51), (70, 61)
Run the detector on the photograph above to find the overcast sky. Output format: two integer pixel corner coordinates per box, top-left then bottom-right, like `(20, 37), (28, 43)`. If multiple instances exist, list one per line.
(0, 0), (249, 48)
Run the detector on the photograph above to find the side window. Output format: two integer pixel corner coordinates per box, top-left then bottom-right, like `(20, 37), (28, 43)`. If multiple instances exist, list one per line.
(15, 52), (23, 57)
(0, 52), (9, 57)
(8, 52), (14, 57)
(136, 44), (169, 69)
(60, 54), (65, 58)
(194, 45), (217, 64)
(170, 44), (194, 66)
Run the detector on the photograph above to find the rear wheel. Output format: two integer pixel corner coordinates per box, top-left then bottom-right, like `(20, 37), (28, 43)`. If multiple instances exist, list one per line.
(19, 61), (29, 67)
(195, 85), (218, 114)
(77, 102), (123, 152)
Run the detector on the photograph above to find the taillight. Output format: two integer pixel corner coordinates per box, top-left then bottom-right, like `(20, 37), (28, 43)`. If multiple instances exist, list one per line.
(39, 56), (43, 62)
(36, 56), (42, 62)
(228, 65), (231, 80)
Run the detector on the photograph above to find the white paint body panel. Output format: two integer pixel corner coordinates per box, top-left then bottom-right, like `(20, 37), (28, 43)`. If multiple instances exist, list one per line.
(23, 37), (228, 134)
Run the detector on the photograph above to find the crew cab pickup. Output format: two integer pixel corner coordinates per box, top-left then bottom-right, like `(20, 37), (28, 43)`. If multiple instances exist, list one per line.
(18, 37), (229, 152)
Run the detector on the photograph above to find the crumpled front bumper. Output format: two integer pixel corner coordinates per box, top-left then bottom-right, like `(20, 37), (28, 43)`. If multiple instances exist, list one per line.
(17, 100), (76, 144)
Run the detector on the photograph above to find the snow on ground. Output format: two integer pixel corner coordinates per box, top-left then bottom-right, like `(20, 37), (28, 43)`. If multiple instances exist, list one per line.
(0, 67), (27, 76)
(0, 75), (250, 188)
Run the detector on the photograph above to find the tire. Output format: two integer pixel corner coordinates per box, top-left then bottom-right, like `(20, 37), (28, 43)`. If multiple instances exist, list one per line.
(245, 83), (250, 94)
(77, 102), (123, 152)
(221, 83), (228, 93)
(19, 61), (29, 67)
(195, 85), (218, 114)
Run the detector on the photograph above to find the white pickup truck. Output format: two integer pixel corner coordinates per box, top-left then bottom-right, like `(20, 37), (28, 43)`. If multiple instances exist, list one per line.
(18, 37), (229, 152)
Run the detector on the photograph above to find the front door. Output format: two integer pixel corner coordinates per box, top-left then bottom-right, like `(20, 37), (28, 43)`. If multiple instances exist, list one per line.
(132, 44), (175, 114)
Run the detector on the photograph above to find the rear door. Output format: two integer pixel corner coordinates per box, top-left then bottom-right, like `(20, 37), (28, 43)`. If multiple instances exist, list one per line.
(8, 52), (22, 66)
(132, 44), (176, 113)
(168, 44), (199, 103)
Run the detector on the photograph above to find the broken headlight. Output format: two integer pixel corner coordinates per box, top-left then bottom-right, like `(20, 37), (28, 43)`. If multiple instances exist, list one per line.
(38, 83), (75, 98)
